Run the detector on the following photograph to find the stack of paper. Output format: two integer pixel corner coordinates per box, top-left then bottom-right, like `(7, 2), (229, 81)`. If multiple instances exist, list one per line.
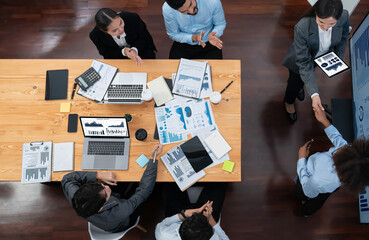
(52, 142), (74, 172)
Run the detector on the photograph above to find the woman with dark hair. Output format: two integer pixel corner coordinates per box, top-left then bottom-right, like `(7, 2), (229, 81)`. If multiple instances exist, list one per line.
(89, 8), (157, 65)
(295, 107), (369, 216)
(282, 0), (349, 123)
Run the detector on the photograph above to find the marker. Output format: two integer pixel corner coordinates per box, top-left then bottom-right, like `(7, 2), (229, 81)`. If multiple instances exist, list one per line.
(220, 80), (234, 94)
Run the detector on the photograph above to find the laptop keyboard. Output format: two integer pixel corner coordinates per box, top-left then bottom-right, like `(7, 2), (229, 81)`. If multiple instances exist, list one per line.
(87, 141), (125, 155)
(107, 84), (143, 98)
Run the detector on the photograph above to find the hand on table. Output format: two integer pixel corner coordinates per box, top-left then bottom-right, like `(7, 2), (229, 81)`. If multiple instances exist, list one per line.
(208, 31), (223, 49)
(192, 31), (206, 48)
(96, 171), (117, 186)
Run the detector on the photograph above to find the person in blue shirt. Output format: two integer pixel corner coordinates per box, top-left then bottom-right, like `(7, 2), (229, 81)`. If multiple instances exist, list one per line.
(295, 107), (369, 216)
(162, 0), (226, 59)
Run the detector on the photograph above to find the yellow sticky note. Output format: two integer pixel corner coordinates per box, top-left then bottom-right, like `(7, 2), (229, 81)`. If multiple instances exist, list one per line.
(222, 160), (234, 172)
(60, 103), (71, 112)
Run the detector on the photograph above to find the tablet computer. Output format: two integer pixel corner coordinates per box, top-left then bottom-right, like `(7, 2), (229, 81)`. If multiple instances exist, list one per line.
(180, 136), (213, 173)
(314, 51), (349, 78)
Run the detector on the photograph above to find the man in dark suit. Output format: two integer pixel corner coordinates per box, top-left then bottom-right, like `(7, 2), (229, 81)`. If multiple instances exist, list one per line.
(90, 8), (156, 65)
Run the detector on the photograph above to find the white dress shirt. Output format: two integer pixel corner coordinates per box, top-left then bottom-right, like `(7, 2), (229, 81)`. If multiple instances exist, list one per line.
(297, 125), (347, 198)
(155, 214), (230, 240)
(315, 26), (332, 58)
(112, 33), (138, 56)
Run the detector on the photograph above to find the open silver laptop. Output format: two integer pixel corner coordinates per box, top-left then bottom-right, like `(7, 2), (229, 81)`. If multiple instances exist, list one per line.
(101, 72), (147, 104)
(80, 116), (130, 170)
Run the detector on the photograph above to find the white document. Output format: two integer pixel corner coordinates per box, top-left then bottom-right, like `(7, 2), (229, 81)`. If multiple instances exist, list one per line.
(191, 126), (229, 169)
(22, 141), (52, 184)
(147, 76), (173, 106)
(172, 58), (207, 98)
(77, 60), (118, 102)
(182, 99), (216, 133)
(52, 142), (74, 172)
(161, 145), (205, 191)
(172, 64), (212, 99)
(204, 130), (232, 159)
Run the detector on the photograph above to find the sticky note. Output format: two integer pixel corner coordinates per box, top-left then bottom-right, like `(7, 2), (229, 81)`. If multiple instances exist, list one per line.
(136, 154), (149, 168)
(60, 103), (71, 112)
(222, 160), (234, 172)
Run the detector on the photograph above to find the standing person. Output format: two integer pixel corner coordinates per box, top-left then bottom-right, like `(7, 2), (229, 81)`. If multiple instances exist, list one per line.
(89, 8), (157, 65)
(162, 0), (226, 59)
(295, 108), (369, 216)
(155, 182), (229, 239)
(282, 0), (349, 123)
(61, 144), (162, 233)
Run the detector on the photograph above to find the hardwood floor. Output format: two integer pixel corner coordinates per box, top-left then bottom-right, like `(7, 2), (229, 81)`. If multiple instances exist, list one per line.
(0, 0), (368, 239)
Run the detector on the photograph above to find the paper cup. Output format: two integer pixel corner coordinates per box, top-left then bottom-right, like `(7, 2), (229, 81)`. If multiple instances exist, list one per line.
(142, 89), (153, 102)
(210, 91), (222, 104)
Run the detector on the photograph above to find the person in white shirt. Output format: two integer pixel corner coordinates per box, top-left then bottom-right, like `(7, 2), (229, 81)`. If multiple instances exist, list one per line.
(295, 106), (369, 216)
(282, 0), (349, 123)
(155, 182), (229, 240)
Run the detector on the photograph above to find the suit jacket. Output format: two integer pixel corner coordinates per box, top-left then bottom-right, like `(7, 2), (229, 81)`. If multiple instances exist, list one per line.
(61, 160), (157, 232)
(282, 10), (349, 96)
(89, 12), (156, 59)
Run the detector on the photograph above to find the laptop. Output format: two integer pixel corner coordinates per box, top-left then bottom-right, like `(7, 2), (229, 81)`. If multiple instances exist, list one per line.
(101, 72), (147, 104)
(80, 116), (130, 170)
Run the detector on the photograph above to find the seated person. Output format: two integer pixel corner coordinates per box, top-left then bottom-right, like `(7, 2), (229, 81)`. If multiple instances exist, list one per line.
(295, 107), (369, 216)
(162, 0), (226, 59)
(89, 8), (157, 65)
(61, 144), (162, 233)
(155, 182), (229, 239)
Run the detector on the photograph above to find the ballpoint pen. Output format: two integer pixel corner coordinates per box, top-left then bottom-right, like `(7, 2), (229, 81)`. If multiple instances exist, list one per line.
(153, 149), (157, 163)
(220, 80), (234, 94)
(71, 82), (77, 100)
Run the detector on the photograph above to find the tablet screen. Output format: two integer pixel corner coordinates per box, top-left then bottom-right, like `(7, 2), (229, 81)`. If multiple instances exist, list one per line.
(180, 136), (213, 173)
(314, 51), (349, 78)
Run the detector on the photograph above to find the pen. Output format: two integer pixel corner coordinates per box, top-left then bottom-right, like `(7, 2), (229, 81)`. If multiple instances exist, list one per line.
(71, 82), (77, 100)
(220, 80), (234, 94)
(307, 139), (314, 149)
(153, 150), (157, 163)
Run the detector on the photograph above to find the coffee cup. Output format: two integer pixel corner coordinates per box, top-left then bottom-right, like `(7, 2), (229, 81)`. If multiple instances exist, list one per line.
(142, 89), (153, 102)
(210, 91), (222, 104)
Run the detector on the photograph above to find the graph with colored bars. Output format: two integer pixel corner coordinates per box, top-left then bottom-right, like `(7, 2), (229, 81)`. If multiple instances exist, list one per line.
(359, 186), (369, 223)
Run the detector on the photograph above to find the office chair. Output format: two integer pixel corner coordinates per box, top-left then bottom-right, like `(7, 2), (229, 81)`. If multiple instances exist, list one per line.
(88, 216), (147, 240)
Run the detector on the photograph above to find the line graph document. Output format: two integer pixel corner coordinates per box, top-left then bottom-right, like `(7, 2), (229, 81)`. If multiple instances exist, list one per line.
(172, 58), (207, 98)
(77, 60), (117, 102)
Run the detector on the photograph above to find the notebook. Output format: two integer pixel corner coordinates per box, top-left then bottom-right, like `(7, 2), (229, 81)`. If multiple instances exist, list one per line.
(147, 76), (173, 106)
(52, 142), (74, 172)
(45, 69), (68, 100)
(204, 130), (231, 159)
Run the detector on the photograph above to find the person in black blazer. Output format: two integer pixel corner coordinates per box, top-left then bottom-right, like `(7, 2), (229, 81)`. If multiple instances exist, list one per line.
(282, 0), (349, 123)
(90, 8), (156, 65)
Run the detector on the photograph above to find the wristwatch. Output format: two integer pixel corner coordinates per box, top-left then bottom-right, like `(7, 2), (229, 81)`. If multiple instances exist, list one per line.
(180, 209), (187, 219)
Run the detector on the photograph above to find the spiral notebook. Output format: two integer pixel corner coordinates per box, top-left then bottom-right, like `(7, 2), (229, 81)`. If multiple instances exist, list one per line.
(52, 142), (74, 172)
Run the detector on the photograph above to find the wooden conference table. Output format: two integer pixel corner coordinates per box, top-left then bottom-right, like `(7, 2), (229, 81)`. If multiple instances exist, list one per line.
(0, 59), (241, 182)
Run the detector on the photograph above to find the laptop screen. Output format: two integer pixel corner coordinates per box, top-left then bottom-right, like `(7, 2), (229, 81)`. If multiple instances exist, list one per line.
(80, 117), (129, 138)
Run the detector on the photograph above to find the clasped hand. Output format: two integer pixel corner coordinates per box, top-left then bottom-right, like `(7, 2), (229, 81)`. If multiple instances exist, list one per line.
(96, 171), (117, 186)
(124, 48), (144, 66)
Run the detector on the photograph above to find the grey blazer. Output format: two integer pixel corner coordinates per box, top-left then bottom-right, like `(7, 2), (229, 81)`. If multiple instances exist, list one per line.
(61, 160), (157, 232)
(282, 10), (349, 96)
